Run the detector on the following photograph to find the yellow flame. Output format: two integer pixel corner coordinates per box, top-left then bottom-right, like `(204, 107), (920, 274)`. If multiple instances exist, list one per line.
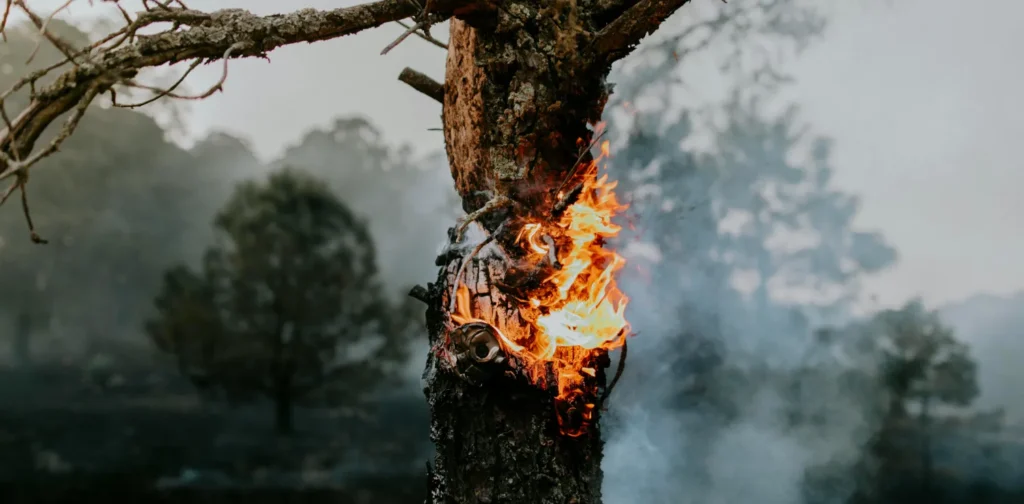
(451, 135), (629, 435)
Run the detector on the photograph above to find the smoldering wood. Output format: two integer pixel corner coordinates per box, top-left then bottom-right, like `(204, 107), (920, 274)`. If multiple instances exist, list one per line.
(422, 0), (705, 499)
(423, 233), (608, 503)
(409, 284), (431, 304)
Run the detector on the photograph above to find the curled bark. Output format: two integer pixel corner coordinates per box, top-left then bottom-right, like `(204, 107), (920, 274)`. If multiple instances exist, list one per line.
(424, 239), (606, 504)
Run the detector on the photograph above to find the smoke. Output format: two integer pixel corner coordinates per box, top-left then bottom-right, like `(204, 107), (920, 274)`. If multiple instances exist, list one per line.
(597, 112), (886, 504)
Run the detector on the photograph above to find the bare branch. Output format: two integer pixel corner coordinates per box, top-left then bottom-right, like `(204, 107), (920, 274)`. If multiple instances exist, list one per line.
(0, 0), (486, 239)
(114, 59), (202, 108)
(382, 19), (425, 55)
(395, 19), (448, 50)
(409, 284), (431, 304)
(0, 1), (11, 42)
(0, 0), (480, 166)
(117, 42), (244, 108)
(591, 0), (693, 64)
(398, 67), (444, 103)
(18, 0), (81, 65)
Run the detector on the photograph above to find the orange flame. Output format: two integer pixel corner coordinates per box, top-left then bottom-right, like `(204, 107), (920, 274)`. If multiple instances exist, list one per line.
(451, 136), (630, 436)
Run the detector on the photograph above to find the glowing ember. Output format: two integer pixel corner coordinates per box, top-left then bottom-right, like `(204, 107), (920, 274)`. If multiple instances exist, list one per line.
(450, 135), (630, 436)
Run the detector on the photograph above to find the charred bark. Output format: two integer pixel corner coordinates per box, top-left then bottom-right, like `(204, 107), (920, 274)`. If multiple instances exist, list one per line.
(422, 246), (606, 504)
(413, 1), (693, 502)
(419, 0), (692, 502)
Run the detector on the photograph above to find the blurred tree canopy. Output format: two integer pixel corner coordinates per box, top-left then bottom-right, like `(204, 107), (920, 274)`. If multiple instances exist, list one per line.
(603, 3), (902, 501)
(146, 168), (410, 434)
(0, 19), (239, 365)
(275, 117), (460, 295)
(0, 20), (443, 373)
(869, 300), (979, 416)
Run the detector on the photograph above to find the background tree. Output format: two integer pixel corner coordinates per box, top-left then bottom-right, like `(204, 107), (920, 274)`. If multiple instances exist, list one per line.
(146, 168), (407, 434)
(275, 117), (460, 293)
(597, 5), (898, 499)
(872, 300), (979, 419)
(870, 300), (978, 495)
(0, 19), (238, 365)
(806, 300), (980, 501)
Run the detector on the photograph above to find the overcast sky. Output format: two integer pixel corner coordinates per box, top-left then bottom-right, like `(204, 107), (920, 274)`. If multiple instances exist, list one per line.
(44, 0), (1023, 309)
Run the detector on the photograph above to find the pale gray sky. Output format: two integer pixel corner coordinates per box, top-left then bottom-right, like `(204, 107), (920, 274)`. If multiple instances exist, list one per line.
(40, 0), (1024, 309)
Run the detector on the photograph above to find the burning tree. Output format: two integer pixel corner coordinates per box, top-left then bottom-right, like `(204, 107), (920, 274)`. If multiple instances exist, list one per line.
(0, 0), (696, 501)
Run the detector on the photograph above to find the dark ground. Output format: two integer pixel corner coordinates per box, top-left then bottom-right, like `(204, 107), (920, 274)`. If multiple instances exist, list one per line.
(1, 364), (1023, 503)
(0, 364), (431, 504)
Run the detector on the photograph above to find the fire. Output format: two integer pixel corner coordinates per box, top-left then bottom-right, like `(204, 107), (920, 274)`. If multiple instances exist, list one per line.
(450, 137), (630, 436)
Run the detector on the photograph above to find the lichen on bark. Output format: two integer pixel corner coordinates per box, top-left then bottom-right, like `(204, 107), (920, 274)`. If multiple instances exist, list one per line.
(424, 2), (652, 503)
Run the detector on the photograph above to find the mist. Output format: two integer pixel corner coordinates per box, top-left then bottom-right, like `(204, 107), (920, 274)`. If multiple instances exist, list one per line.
(1, 0), (1021, 503)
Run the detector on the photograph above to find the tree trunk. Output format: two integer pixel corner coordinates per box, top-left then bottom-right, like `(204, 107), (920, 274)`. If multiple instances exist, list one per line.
(420, 3), (685, 501)
(403, 2), (693, 502)
(422, 254), (606, 503)
(274, 388), (294, 435)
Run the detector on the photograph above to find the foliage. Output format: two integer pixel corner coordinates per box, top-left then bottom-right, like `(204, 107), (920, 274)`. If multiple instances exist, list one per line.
(275, 117), (459, 292)
(0, 20), (239, 363)
(146, 168), (409, 432)
(870, 299), (979, 412)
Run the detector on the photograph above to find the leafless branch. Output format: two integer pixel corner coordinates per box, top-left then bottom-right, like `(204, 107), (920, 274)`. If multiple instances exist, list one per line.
(0, 0), (483, 240)
(591, 0), (694, 64)
(409, 284), (431, 304)
(0, 1), (12, 42)
(382, 19), (425, 55)
(20, 0), (79, 65)
(116, 42), (243, 108)
(395, 19), (447, 49)
(398, 67), (444, 103)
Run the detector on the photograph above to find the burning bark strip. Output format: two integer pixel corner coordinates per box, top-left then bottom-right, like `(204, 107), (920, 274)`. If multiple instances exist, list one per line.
(442, 137), (629, 436)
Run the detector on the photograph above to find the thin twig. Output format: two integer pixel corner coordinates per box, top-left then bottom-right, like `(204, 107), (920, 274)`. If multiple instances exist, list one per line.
(1, 0), (13, 42)
(114, 60), (202, 108)
(395, 19), (447, 49)
(454, 195), (511, 242)
(381, 20), (423, 55)
(598, 337), (628, 406)
(554, 129), (607, 201)
(20, 181), (44, 243)
(117, 42), (242, 108)
(19, 0), (80, 65)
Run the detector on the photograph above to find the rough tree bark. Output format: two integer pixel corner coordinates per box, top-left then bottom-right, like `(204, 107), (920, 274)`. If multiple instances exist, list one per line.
(0, 1), (694, 502)
(415, 2), (691, 502)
